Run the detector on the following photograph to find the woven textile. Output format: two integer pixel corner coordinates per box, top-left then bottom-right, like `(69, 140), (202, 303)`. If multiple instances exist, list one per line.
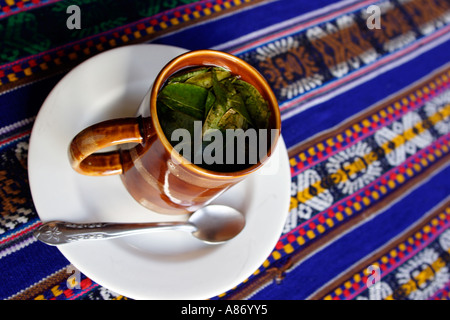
(0, 0), (449, 300)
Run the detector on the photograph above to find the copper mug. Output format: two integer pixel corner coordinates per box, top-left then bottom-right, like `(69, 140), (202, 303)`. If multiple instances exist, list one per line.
(68, 50), (281, 215)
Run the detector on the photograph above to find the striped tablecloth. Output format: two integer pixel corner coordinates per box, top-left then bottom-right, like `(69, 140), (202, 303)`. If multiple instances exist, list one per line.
(1, 0), (449, 300)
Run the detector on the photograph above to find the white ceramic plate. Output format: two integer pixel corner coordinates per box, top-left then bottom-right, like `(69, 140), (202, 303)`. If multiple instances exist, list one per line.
(28, 44), (290, 300)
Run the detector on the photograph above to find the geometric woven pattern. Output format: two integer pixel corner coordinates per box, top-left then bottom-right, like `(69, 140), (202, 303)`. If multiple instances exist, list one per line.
(1, 0), (450, 301)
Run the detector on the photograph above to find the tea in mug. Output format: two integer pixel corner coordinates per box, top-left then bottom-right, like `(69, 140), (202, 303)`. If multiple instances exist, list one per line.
(157, 66), (272, 172)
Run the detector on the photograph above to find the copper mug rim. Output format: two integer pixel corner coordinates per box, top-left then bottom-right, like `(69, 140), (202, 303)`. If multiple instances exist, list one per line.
(149, 49), (281, 180)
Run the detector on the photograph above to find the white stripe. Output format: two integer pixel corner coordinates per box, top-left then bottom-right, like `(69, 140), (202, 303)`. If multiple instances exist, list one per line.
(0, 117), (35, 136)
(242, 274), (279, 300)
(0, 233), (38, 259)
(0, 220), (42, 259)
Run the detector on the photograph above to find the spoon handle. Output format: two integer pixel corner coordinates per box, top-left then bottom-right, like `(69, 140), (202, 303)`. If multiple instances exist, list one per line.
(33, 220), (196, 245)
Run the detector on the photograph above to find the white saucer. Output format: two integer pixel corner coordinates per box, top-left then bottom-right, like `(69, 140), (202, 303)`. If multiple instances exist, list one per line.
(28, 44), (290, 300)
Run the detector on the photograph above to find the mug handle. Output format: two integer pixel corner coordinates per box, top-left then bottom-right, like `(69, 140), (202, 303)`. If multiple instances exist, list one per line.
(69, 117), (150, 176)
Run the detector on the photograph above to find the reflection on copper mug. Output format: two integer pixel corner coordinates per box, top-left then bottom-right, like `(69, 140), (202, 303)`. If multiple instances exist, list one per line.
(69, 50), (281, 215)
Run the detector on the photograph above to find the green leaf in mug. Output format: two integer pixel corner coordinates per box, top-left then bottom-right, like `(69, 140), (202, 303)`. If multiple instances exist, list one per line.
(202, 99), (226, 133)
(211, 68), (230, 105)
(157, 100), (196, 145)
(159, 82), (208, 119)
(167, 67), (209, 84)
(217, 108), (248, 130)
(204, 90), (216, 119)
(234, 79), (270, 129)
(222, 81), (253, 127)
(185, 67), (231, 88)
(202, 69), (235, 133)
(157, 64), (272, 172)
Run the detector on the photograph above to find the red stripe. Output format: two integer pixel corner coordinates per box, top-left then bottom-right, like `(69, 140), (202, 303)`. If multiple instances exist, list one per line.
(0, 221), (41, 245)
(68, 283), (99, 300)
(0, 129), (31, 147)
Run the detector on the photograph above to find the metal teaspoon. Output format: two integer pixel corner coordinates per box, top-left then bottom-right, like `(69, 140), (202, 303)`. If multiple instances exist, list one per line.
(33, 205), (245, 245)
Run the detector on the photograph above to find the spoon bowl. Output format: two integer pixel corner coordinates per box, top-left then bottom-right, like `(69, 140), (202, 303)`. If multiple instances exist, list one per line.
(34, 205), (246, 245)
(190, 205), (245, 243)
